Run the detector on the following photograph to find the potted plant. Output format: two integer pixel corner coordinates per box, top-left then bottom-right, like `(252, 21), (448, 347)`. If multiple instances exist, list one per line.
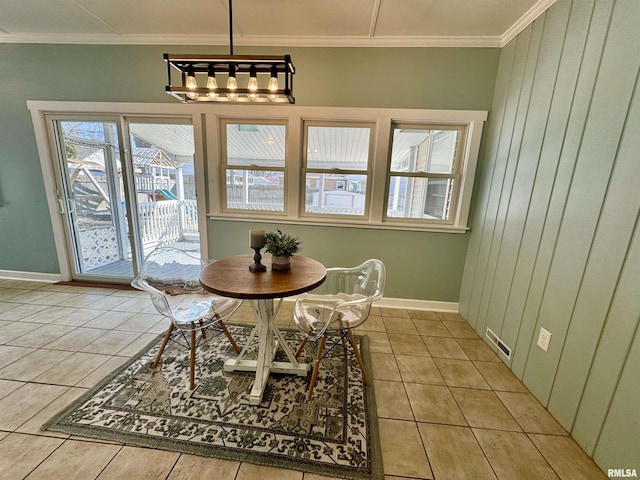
(264, 229), (302, 271)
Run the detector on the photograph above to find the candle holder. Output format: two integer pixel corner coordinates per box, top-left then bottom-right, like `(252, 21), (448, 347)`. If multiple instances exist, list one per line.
(249, 248), (267, 272)
(249, 228), (267, 272)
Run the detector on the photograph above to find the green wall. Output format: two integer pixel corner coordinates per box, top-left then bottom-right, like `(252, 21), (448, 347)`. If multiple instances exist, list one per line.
(208, 221), (468, 301)
(0, 43), (499, 301)
(460, 0), (639, 472)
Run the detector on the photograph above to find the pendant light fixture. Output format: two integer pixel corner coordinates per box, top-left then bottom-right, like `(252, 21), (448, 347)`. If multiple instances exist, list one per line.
(164, 0), (295, 103)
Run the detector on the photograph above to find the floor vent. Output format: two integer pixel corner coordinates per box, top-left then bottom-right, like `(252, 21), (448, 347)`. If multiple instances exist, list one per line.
(485, 327), (512, 360)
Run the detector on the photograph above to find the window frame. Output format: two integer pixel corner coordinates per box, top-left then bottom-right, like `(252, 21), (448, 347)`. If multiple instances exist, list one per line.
(207, 106), (486, 232)
(300, 120), (376, 220)
(27, 102), (486, 238)
(385, 123), (467, 226)
(218, 117), (289, 216)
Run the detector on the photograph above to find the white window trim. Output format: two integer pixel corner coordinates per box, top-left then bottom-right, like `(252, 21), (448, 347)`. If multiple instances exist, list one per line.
(218, 118), (289, 215)
(27, 102), (487, 244)
(386, 123), (467, 226)
(301, 119), (376, 220)
(206, 105), (487, 233)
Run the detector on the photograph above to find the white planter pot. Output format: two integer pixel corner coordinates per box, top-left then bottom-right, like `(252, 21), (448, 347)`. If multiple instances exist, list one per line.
(271, 255), (291, 271)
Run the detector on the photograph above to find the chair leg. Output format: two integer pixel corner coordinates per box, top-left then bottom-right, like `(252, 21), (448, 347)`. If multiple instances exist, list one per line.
(218, 320), (241, 354)
(152, 323), (175, 368)
(347, 329), (369, 386)
(295, 337), (308, 359)
(340, 333), (348, 350)
(199, 319), (207, 339)
(189, 329), (196, 390)
(307, 336), (326, 400)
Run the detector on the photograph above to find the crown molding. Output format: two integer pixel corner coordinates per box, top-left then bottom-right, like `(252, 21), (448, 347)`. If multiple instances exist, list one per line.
(500, 0), (557, 46)
(0, 33), (502, 48)
(0, 0), (556, 50)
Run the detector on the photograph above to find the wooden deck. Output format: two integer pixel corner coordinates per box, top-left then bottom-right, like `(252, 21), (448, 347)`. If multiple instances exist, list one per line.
(84, 240), (200, 279)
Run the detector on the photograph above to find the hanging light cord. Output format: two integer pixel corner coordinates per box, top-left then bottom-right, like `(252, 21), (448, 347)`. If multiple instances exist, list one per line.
(228, 0), (234, 56)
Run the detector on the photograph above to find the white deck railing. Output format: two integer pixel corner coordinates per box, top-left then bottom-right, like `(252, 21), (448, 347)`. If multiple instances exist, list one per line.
(77, 200), (199, 272)
(138, 199), (198, 247)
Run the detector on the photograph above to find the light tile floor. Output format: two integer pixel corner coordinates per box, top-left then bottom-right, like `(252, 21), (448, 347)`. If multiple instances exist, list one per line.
(0, 279), (608, 480)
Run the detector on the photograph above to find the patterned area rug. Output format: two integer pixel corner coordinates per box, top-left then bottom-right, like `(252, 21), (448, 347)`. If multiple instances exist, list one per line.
(43, 325), (382, 480)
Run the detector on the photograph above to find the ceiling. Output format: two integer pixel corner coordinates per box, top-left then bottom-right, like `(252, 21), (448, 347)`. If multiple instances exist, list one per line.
(0, 0), (556, 48)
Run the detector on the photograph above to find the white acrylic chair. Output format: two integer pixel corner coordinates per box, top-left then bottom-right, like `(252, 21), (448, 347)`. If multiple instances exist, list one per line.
(293, 259), (386, 399)
(131, 247), (242, 390)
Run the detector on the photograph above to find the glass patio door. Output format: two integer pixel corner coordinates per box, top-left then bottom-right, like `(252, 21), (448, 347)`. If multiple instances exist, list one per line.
(127, 120), (200, 260)
(50, 117), (199, 282)
(52, 118), (138, 280)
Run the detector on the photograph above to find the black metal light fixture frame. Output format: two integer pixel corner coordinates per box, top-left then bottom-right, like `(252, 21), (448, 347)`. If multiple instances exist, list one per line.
(164, 54), (295, 104)
(164, 0), (295, 104)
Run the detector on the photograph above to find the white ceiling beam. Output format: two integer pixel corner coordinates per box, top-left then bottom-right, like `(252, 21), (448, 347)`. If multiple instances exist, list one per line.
(71, 0), (122, 35)
(369, 0), (382, 38)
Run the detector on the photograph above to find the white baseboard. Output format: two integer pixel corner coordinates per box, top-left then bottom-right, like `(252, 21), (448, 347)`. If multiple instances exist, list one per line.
(374, 297), (459, 313)
(282, 295), (458, 313)
(0, 270), (459, 312)
(0, 270), (62, 283)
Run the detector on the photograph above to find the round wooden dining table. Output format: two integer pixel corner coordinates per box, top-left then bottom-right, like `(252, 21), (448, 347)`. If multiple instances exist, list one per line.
(199, 254), (326, 405)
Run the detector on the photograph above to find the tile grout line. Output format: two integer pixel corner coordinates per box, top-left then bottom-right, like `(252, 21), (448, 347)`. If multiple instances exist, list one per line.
(0, 283), (607, 479)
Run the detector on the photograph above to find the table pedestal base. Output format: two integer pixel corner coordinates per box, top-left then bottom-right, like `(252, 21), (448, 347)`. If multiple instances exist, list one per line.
(225, 298), (309, 406)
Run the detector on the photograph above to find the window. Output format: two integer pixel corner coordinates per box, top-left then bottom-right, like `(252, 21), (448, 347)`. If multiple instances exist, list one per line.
(209, 106), (486, 232)
(302, 122), (374, 218)
(386, 125), (465, 225)
(28, 102), (485, 236)
(220, 119), (287, 213)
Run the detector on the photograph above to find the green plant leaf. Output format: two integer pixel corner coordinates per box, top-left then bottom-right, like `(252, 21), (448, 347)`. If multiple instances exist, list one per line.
(264, 229), (302, 257)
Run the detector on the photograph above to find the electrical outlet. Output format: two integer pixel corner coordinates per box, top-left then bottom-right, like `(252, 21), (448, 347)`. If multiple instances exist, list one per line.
(537, 327), (551, 352)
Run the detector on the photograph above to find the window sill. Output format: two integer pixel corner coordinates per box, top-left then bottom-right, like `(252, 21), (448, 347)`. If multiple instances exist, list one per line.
(207, 213), (469, 234)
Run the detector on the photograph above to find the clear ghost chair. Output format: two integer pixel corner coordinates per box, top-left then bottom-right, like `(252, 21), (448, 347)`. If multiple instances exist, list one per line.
(131, 247), (242, 390)
(293, 259), (386, 399)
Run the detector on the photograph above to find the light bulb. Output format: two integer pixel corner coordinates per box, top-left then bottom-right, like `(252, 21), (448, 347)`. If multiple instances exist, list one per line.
(185, 65), (197, 99)
(227, 64), (237, 90)
(268, 76), (278, 92)
(226, 74), (238, 100)
(186, 76), (198, 89)
(248, 65), (258, 94)
(207, 65), (217, 99)
(207, 76), (218, 99)
(268, 65), (278, 92)
(186, 66), (197, 90)
(227, 76), (237, 91)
